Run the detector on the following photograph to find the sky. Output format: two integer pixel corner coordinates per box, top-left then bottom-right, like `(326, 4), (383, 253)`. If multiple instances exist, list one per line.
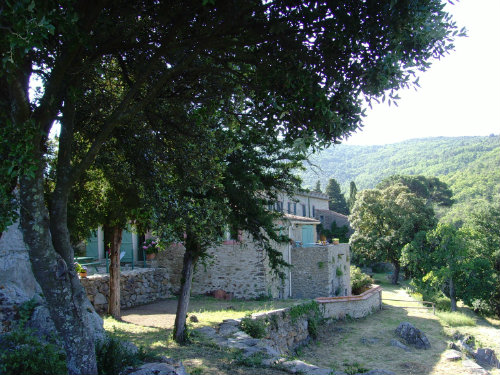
(343, 0), (500, 146)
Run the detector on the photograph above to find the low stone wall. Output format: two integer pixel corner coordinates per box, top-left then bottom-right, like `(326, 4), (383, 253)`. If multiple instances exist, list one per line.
(81, 268), (172, 313)
(316, 285), (382, 319)
(252, 302), (319, 355)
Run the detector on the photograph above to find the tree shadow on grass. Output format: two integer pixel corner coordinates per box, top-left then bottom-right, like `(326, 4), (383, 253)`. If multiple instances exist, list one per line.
(104, 318), (289, 375)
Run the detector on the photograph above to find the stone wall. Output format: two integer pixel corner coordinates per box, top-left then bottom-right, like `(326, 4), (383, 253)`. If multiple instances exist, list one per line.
(81, 268), (172, 313)
(317, 285), (382, 319)
(157, 234), (290, 299)
(291, 243), (351, 299)
(251, 303), (320, 355)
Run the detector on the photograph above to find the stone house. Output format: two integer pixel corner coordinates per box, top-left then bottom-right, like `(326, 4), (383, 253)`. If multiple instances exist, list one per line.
(157, 191), (352, 300)
(84, 190), (353, 300)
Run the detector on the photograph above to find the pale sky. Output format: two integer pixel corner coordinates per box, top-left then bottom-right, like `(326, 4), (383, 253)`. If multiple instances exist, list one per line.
(344, 0), (500, 145)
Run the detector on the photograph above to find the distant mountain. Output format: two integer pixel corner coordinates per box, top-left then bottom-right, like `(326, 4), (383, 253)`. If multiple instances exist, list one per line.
(301, 135), (499, 221)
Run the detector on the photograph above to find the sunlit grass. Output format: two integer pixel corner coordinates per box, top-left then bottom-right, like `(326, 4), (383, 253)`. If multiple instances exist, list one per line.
(436, 311), (476, 327)
(183, 296), (304, 328)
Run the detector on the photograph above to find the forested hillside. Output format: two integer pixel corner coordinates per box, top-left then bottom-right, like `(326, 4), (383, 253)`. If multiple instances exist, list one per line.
(301, 135), (499, 221)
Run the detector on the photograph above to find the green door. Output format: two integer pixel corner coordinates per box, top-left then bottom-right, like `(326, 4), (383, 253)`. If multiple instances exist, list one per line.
(302, 225), (314, 246)
(121, 229), (134, 260)
(86, 231), (99, 258)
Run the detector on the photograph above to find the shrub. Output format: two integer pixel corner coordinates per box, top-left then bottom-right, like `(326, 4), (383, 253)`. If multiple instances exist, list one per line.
(240, 317), (267, 339)
(0, 328), (67, 375)
(350, 266), (373, 295)
(307, 316), (320, 339)
(336, 266), (343, 277)
(95, 335), (140, 375)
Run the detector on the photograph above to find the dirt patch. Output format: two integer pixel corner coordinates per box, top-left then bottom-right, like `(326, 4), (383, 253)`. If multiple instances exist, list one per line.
(121, 299), (179, 329)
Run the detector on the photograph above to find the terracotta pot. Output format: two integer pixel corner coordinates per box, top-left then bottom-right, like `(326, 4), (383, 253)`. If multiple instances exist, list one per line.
(333, 239), (340, 245)
(146, 253), (156, 260)
(79, 271), (87, 278)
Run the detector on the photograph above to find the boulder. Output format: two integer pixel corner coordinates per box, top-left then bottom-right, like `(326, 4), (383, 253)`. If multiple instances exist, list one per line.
(443, 349), (462, 361)
(390, 338), (410, 352)
(475, 348), (500, 369)
(0, 221), (105, 343)
(395, 322), (431, 349)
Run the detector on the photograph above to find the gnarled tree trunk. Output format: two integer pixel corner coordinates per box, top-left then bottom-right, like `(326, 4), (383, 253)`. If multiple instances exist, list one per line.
(449, 278), (457, 312)
(391, 260), (401, 285)
(19, 162), (98, 374)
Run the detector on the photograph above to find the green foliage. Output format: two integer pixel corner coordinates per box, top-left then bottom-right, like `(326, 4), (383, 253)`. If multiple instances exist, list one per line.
(349, 183), (436, 281)
(240, 317), (267, 339)
(95, 335), (141, 375)
(0, 328), (67, 375)
(377, 175), (453, 207)
(344, 362), (369, 375)
(314, 180), (322, 193)
(350, 266), (373, 295)
(288, 301), (322, 323)
(301, 136), (499, 222)
(17, 298), (38, 327)
(325, 178), (349, 215)
(233, 351), (266, 368)
(403, 223), (496, 312)
(318, 221), (350, 243)
(348, 181), (358, 212)
(336, 266), (344, 277)
(307, 316), (320, 339)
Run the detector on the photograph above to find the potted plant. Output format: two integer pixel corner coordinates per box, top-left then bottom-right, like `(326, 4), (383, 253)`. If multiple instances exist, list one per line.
(332, 238), (340, 245)
(74, 262), (87, 278)
(142, 238), (159, 260)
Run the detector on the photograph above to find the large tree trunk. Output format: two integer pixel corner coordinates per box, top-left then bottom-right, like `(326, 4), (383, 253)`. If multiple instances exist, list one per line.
(19, 164), (98, 374)
(173, 231), (200, 344)
(391, 260), (401, 285)
(449, 278), (457, 312)
(108, 226), (123, 318)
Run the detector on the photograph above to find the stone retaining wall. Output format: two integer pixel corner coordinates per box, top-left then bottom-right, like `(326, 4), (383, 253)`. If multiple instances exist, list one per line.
(251, 303), (320, 355)
(80, 268), (172, 313)
(316, 285), (382, 319)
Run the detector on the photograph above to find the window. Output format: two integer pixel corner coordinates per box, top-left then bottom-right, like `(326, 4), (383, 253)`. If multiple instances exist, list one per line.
(293, 203), (297, 215)
(302, 204), (306, 217)
(320, 215), (324, 224)
(312, 205), (315, 217)
(287, 202), (291, 214)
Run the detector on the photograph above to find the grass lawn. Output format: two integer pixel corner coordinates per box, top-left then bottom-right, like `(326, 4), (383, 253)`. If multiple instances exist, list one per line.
(104, 278), (500, 375)
(296, 273), (500, 375)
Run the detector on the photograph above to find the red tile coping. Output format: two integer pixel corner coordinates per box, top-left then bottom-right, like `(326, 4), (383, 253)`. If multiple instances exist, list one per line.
(315, 285), (382, 304)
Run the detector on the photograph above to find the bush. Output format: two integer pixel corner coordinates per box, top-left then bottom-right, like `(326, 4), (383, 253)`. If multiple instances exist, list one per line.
(350, 266), (373, 295)
(240, 317), (267, 339)
(0, 328), (67, 375)
(307, 316), (320, 339)
(95, 335), (140, 375)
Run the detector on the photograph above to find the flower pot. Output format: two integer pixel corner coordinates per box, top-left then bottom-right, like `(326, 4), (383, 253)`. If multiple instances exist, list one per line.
(146, 253), (156, 260)
(333, 239), (340, 245)
(79, 271), (87, 278)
